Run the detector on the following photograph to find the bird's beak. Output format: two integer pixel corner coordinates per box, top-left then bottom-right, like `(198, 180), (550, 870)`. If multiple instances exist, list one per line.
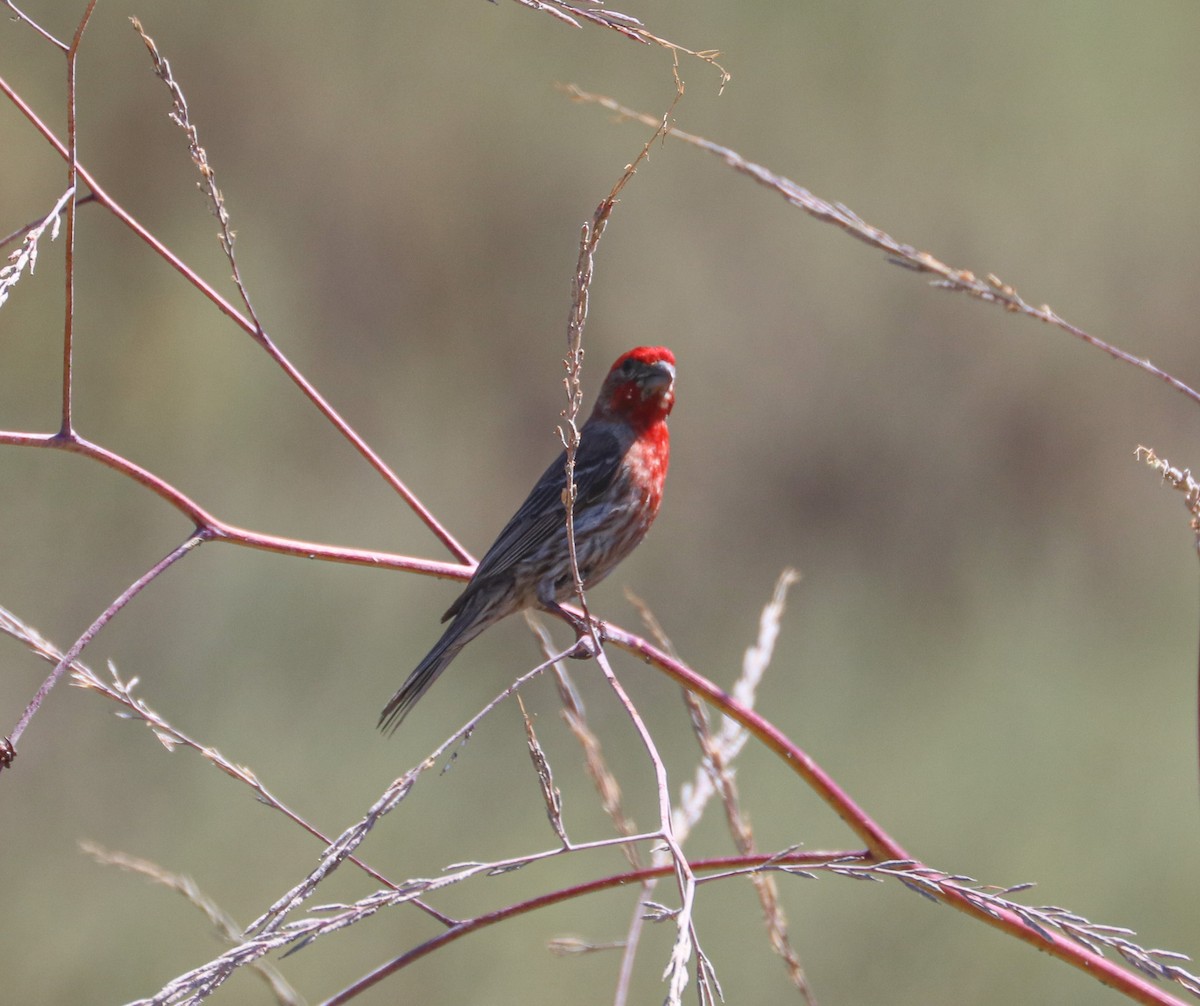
(641, 360), (675, 392)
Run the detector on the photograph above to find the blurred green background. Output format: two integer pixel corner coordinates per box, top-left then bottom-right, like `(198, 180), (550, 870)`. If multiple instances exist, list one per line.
(4, 2), (1200, 1003)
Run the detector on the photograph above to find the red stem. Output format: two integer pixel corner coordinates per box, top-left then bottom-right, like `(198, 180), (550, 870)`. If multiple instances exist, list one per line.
(321, 850), (1187, 1006)
(60, 1), (98, 434)
(0, 72), (471, 565)
(0, 430), (468, 579)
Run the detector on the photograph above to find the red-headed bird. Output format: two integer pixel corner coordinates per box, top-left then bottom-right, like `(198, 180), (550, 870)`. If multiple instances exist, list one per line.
(380, 346), (676, 732)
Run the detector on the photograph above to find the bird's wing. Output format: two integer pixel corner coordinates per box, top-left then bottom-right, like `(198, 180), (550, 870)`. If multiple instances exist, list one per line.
(443, 426), (624, 620)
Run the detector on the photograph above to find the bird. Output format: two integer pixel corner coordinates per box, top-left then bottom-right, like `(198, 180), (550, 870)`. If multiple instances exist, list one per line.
(380, 346), (676, 732)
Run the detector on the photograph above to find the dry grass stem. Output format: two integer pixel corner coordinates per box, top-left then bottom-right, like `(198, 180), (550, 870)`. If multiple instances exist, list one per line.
(673, 570), (814, 1001)
(518, 695), (570, 844)
(0, 186), (73, 308)
(565, 86), (1200, 409)
(1136, 447), (1200, 542)
(527, 615), (644, 865)
(245, 644), (580, 941)
(551, 88), (705, 995)
(809, 861), (1200, 998)
(673, 568), (800, 835)
(4, 0), (69, 48)
(6, 534), (206, 749)
(509, 0), (729, 90)
(129, 17), (263, 331)
(79, 842), (301, 1006)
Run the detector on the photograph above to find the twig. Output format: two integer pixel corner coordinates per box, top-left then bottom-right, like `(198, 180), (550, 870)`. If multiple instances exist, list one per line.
(559, 74), (682, 635)
(527, 613), (649, 1006)
(593, 645), (705, 1006)
(0, 431), (464, 577)
(0, 186), (73, 308)
(61, 1), (99, 435)
(3, 0), (69, 49)
(150, 820), (678, 1004)
(525, 615), (643, 865)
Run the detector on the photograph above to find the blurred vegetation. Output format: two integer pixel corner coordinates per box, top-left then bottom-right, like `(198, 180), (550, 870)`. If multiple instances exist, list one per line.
(3, 1), (1200, 1004)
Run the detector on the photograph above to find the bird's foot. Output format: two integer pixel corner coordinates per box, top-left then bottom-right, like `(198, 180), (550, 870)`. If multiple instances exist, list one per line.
(567, 626), (604, 659)
(540, 600), (606, 657)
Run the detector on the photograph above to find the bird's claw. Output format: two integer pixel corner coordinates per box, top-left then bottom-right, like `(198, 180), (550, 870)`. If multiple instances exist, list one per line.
(568, 622), (606, 659)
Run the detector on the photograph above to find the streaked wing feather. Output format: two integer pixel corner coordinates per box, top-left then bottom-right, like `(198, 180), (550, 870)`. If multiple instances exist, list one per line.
(443, 428), (623, 620)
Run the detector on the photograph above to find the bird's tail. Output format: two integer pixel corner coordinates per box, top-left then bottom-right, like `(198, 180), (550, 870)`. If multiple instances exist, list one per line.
(379, 605), (490, 734)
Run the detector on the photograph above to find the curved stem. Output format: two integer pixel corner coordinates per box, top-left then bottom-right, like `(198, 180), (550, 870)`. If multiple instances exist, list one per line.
(0, 431), (469, 579)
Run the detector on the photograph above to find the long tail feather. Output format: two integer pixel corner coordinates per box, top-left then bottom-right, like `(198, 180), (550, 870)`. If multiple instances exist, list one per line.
(379, 596), (498, 733)
(379, 626), (467, 733)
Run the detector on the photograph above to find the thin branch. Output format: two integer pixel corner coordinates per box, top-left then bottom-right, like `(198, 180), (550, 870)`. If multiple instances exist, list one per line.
(600, 618), (903, 859)
(0, 431), (466, 575)
(528, 618), (650, 1006)
(785, 860), (1200, 1003)
(526, 614), (643, 866)
(0, 425), (469, 760)
(0, 605), (454, 922)
(3, 0), (68, 49)
(559, 74), (682, 627)
(60, 0), (99, 435)
(5, 530), (207, 753)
